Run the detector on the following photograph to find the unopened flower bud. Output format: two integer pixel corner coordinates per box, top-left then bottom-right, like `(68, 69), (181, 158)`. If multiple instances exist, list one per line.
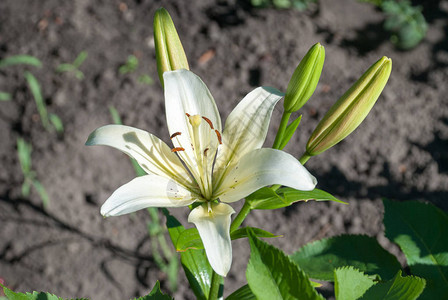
(153, 8), (189, 86)
(306, 56), (392, 156)
(284, 43), (325, 113)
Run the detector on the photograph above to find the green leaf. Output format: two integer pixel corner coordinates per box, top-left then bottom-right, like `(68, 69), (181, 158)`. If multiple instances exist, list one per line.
(291, 234), (402, 281)
(138, 74), (154, 85)
(56, 63), (75, 72)
(226, 284), (256, 300)
(119, 55), (139, 74)
(32, 179), (50, 208)
(134, 281), (173, 300)
(0, 92), (11, 101)
(0, 55), (42, 68)
(24, 71), (49, 129)
(246, 229), (324, 300)
(73, 51), (88, 68)
(176, 226), (280, 251)
(109, 105), (123, 125)
(162, 209), (211, 300)
(334, 266), (375, 300)
(49, 113), (64, 133)
(1, 284), (62, 300)
(383, 199), (448, 299)
(247, 186), (346, 210)
(279, 115), (302, 149)
(17, 137), (32, 174)
(360, 270), (425, 300)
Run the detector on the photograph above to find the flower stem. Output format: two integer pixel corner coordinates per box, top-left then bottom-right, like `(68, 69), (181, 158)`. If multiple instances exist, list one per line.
(299, 153), (311, 165)
(209, 270), (223, 300)
(272, 111), (292, 150)
(230, 200), (252, 232)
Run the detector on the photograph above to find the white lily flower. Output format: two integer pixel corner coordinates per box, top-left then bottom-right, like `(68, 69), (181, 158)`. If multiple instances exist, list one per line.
(86, 69), (317, 276)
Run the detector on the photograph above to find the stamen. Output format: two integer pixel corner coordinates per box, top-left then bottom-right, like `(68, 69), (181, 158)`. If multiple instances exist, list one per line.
(170, 132), (182, 139)
(171, 147), (185, 153)
(207, 202), (212, 213)
(203, 148), (209, 156)
(185, 113), (190, 117)
(215, 130), (222, 144)
(202, 116), (214, 129)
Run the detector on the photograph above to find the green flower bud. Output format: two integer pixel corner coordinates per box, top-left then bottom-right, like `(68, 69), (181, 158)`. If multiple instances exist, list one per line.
(284, 43), (325, 113)
(306, 56), (392, 156)
(153, 8), (189, 86)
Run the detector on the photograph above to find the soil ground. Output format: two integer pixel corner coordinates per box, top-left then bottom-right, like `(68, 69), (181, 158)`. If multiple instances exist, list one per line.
(1, 0), (447, 299)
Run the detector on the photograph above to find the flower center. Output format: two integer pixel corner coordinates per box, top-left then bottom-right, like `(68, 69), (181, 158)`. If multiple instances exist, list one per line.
(170, 113), (222, 200)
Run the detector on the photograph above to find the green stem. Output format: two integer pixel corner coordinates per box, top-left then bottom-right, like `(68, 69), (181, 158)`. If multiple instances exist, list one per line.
(230, 200), (252, 232)
(208, 270), (222, 300)
(272, 111), (292, 149)
(299, 153), (311, 165)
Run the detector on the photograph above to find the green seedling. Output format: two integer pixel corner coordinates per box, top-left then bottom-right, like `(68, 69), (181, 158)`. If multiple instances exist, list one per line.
(138, 74), (154, 85)
(0, 92), (11, 101)
(56, 51), (88, 80)
(119, 55), (139, 74)
(17, 138), (50, 208)
(0, 54), (42, 69)
(251, 0), (317, 11)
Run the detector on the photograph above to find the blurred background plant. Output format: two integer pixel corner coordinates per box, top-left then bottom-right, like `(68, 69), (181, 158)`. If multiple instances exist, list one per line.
(250, 0), (427, 50)
(56, 50), (88, 80)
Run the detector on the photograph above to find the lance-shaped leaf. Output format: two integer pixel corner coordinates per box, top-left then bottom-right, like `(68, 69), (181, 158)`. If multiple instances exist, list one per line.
(226, 285), (256, 300)
(163, 209), (211, 300)
(278, 115), (302, 150)
(291, 234), (401, 281)
(247, 186), (345, 210)
(153, 8), (189, 86)
(383, 199), (448, 299)
(176, 226), (281, 251)
(246, 229), (324, 300)
(284, 43), (325, 113)
(306, 56), (392, 156)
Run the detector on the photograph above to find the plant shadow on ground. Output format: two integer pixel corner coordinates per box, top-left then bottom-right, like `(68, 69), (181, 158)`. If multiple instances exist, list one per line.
(0, 189), (161, 296)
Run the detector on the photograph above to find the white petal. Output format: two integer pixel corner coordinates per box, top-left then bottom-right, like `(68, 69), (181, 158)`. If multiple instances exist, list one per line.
(215, 148), (317, 203)
(213, 87), (283, 185)
(101, 174), (198, 217)
(164, 70), (222, 196)
(188, 202), (235, 277)
(86, 124), (195, 189)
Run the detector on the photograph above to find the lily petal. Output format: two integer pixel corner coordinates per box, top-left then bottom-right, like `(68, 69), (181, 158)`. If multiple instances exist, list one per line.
(164, 69), (222, 196)
(188, 202), (235, 277)
(101, 174), (198, 217)
(86, 124), (195, 189)
(215, 148), (317, 203)
(213, 87), (283, 185)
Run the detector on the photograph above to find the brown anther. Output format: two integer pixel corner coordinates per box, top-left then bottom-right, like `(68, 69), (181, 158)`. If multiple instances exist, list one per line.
(185, 113), (191, 117)
(171, 147), (185, 153)
(170, 132), (182, 139)
(203, 148), (209, 156)
(215, 130), (222, 144)
(202, 116), (214, 129)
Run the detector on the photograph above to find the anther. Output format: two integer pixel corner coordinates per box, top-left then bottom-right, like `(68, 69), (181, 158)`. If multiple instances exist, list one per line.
(202, 116), (214, 129)
(215, 130), (222, 144)
(170, 132), (182, 139)
(203, 148), (209, 156)
(185, 113), (191, 117)
(171, 147), (185, 153)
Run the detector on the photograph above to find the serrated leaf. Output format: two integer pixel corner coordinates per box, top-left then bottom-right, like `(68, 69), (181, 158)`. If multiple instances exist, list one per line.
(162, 209), (211, 300)
(334, 266), (375, 300)
(291, 234), (401, 281)
(1, 284), (62, 300)
(360, 270), (425, 300)
(0, 55), (42, 68)
(246, 229), (324, 300)
(247, 186), (346, 210)
(226, 284), (256, 300)
(383, 199), (448, 299)
(176, 226), (280, 252)
(279, 115), (302, 150)
(134, 281), (173, 300)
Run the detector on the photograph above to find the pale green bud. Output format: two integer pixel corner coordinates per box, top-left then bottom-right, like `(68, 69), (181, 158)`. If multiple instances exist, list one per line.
(306, 56), (392, 156)
(284, 43), (325, 113)
(153, 8), (189, 86)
